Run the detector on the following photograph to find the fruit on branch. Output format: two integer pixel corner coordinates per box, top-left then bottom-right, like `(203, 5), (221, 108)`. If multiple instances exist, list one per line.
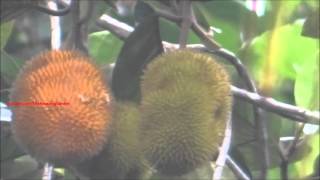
(73, 102), (144, 179)
(140, 50), (232, 176)
(10, 50), (112, 165)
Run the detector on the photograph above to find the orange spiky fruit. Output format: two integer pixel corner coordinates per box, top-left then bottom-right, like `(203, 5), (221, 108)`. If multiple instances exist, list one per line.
(10, 50), (112, 164)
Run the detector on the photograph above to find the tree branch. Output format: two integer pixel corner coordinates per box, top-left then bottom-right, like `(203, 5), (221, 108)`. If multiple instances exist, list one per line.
(232, 86), (319, 124)
(62, 0), (88, 53)
(48, 0), (61, 50)
(190, 14), (221, 50)
(280, 124), (306, 180)
(96, 14), (133, 41)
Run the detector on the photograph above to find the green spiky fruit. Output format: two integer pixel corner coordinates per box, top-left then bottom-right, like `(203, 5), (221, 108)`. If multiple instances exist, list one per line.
(73, 102), (145, 179)
(140, 50), (231, 176)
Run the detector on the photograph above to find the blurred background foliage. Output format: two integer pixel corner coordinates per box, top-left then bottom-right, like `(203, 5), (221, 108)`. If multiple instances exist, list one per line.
(0, 0), (319, 179)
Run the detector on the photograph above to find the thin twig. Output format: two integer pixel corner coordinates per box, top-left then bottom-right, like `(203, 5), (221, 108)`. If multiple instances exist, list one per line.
(190, 15), (221, 50)
(178, 0), (192, 48)
(48, 0), (61, 49)
(280, 124), (306, 180)
(206, 49), (256, 91)
(62, 0), (88, 53)
(226, 155), (251, 180)
(146, 0), (221, 49)
(286, 124), (305, 156)
(152, 5), (221, 49)
(72, 0), (84, 52)
(213, 117), (232, 180)
(78, 0), (94, 26)
(42, 163), (54, 180)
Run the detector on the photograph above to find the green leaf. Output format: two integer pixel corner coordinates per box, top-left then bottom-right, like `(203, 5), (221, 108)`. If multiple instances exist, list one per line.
(0, 122), (25, 161)
(158, 18), (201, 44)
(305, 0), (320, 9)
(0, 49), (23, 84)
(88, 31), (123, 65)
(294, 52), (319, 110)
(0, 21), (14, 49)
(294, 134), (320, 177)
(194, 1), (243, 52)
(245, 21), (319, 80)
(64, 169), (78, 180)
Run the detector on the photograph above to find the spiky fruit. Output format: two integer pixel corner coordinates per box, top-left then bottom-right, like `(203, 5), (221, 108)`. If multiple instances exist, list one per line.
(140, 50), (231, 176)
(73, 102), (144, 179)
(10, 50), (112, 164)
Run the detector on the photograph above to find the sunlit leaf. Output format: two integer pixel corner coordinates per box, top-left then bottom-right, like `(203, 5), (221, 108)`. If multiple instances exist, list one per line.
(88, 31), (123, 65)
(294, 52), (319, 110)
(245, 21), (319, 81)
(294, 134), (320, 177)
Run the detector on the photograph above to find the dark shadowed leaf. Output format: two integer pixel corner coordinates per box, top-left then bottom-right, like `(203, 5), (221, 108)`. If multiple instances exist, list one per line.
(0, 21), (14, 49)
(0, 50), (22, 84)
(1, 50), (23, 101)
(0, 0), (36, 23)
(111, 14), (164, 102)
(0, 121), (25, 161)
(1, 155), (39, 179)
(134, 1), (156, 24)
(301, 10), (319, 38)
